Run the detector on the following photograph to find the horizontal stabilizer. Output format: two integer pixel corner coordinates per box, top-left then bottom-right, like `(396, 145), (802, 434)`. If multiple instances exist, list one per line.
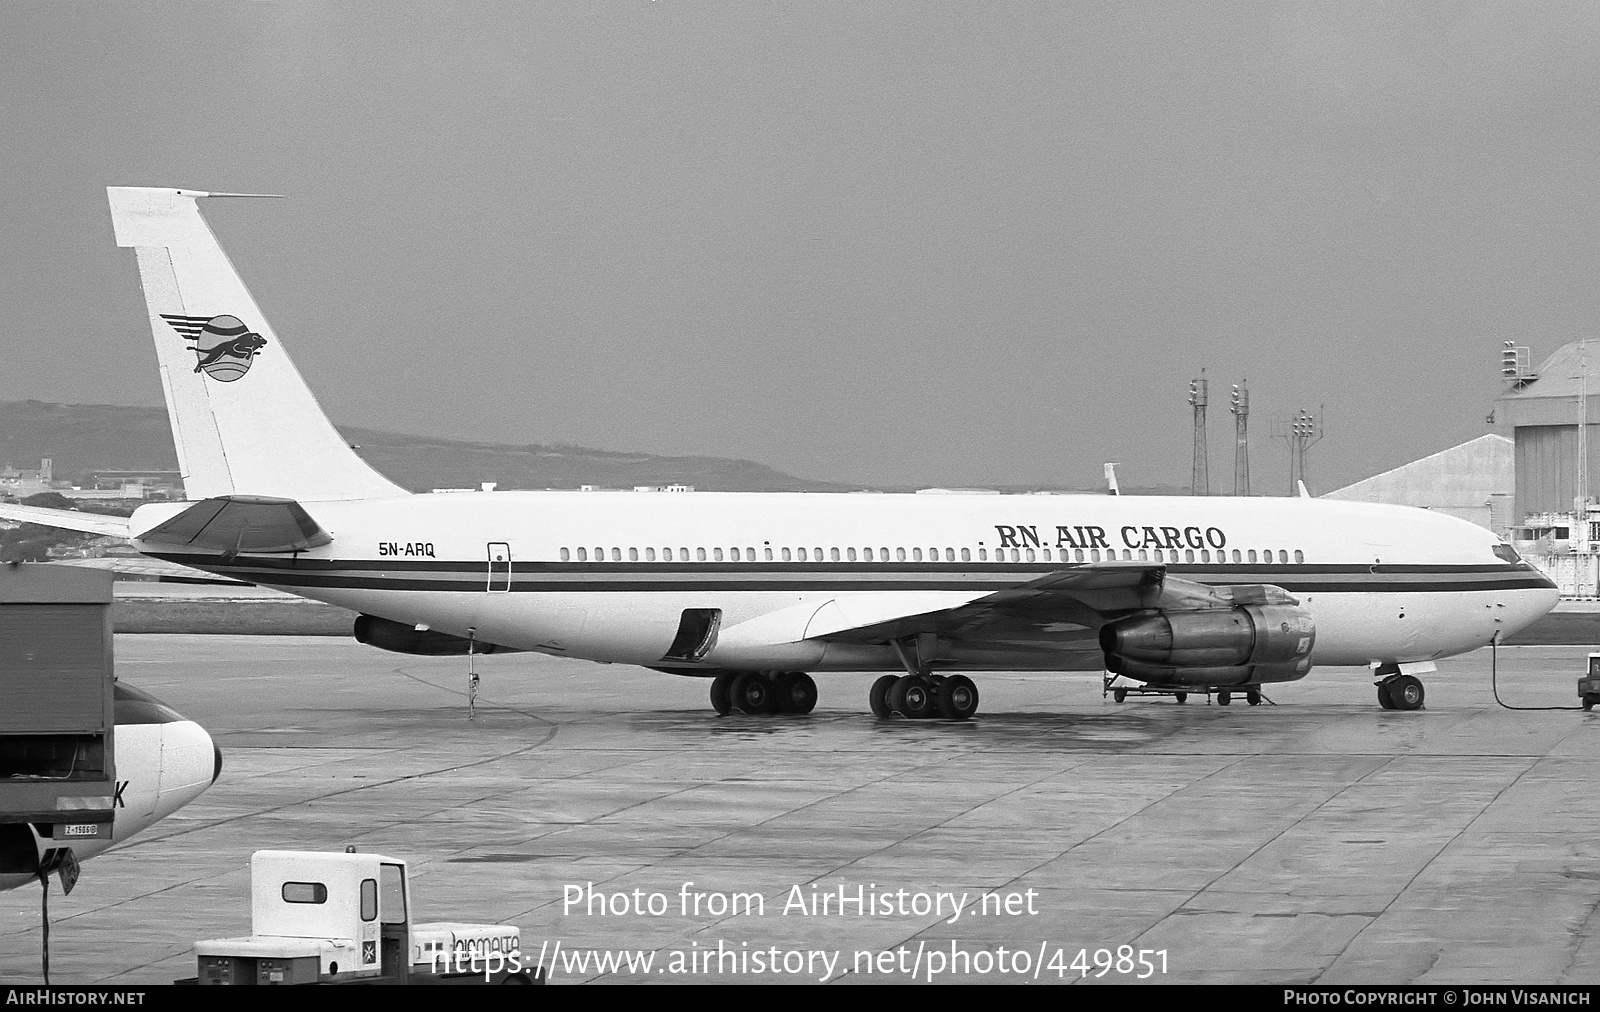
(0, 503), (131, 537)
(137, 495), (331, 554)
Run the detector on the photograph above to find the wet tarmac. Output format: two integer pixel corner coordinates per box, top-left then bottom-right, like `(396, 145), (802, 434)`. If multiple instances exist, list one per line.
(2, 635), (1598, 985)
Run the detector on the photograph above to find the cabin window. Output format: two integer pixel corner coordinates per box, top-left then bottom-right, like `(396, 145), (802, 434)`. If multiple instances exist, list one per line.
(693, 547), (704, 561)
(1088, 549), (1100, 562)
(1230, 549), (1240, 563)
(765, 548), (774, 561)
(863, 548), (873, 562)
(830, 547), (840, 562)
(800, 547), (810, 561)
(1294, 549), (1304, 563)
(712, 548), (723, 561)
(897, 548), (907, 562)
(1022, 548), (1033, 562)
(781, 548), (791, 561)
(729, 547), (739, 562)
(560, 548), (570, 561)
(1181, 549), (1191, 563)
(845, 548), (855, 561)
(911, 548), (922, 562)
(814, 547), (824, 561)
(1261, 549), (1272, 563)
(642, 547), (653, 561)
(576, 547), (588, 561)
(607, 548), (617, 562)
(628, 547), (639, 561)
(747, 546), (755, 560)
(956, 547), (967, 562)
(1278, 549), (1288, 564)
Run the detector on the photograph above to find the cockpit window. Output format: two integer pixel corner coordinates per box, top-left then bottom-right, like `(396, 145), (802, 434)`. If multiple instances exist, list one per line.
(1493, 544), (1521, 565)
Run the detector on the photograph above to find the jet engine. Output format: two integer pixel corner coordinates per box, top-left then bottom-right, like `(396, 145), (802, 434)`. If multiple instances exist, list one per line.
(353, 614), (522, 656)
(1100, 602), (1315, 687)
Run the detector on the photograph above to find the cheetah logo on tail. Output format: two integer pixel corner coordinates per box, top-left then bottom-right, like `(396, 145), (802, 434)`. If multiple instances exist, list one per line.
(159, 314), (268, 382)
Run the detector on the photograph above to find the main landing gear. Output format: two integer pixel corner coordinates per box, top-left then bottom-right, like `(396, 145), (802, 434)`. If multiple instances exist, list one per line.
(868, 673), (980, 720)
(709, 671), (817, 716)
(870, 635), (981, 720)
(1374, 665), (1425, 711)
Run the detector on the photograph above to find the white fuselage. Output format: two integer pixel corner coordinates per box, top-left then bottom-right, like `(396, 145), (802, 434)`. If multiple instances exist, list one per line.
(129, 490), (1558, 676)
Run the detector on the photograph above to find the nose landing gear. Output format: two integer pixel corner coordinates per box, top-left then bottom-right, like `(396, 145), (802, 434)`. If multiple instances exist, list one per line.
(1374, 665), (1426, 711)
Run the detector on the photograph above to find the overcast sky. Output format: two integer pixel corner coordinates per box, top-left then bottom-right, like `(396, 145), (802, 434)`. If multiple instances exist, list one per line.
(3, 2), (1598, 492)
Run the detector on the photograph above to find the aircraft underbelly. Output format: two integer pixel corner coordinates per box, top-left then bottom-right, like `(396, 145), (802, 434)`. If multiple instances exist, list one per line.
(275, 579), (1557, 673)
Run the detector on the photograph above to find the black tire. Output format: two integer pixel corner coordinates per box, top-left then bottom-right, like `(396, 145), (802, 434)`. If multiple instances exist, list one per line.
(889, 675), (934, 718)
(869, 675), (898, 718)
(1389, 675), (1424, 711)
(1174, 692), (1188, 704)
(780, 672), (818, 714)
(1585, 696), (1598, 712)
(1217, 690), (1232, 706)
(1377, 681), (1396, 709)
(1246, 689), (1261, 706)
(709, 673), (734, 715)
(731, 671), (775, 715)
(1113, 687), (1127, 703)
(938, 675), (979, 720)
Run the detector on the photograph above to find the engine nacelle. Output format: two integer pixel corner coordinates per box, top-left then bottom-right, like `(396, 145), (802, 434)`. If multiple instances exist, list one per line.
(353, 614), (522, 656)
(1100, 604), (1315, 678)
(1106, 657), (1313, 687)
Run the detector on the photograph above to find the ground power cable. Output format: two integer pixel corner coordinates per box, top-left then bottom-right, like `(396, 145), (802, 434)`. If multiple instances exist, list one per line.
(1490, 632), (1584, 711)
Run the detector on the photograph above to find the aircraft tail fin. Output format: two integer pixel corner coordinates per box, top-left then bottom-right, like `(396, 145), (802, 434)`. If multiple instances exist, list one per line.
(107, 187), (406, 502)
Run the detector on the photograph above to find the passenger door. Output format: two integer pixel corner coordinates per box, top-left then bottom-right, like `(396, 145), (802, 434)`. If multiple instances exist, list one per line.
(486, 543), (511, 592)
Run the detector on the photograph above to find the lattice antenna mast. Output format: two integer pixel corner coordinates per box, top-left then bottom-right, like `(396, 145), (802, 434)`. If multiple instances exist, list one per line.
(1273, 407), (1324, 495)
(1189, 370), (1209, 496)
(1229, 381), (1250, 496)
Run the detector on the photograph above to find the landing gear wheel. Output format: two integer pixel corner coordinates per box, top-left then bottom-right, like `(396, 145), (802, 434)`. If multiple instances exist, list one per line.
(1174, 692), (1188, 704)
(1113, 687), (1127, 703)
(730, 671), (775, 715)
(1585, 695), (1598, 712)
(709, 673), (734, 715)
(1377, 681), (1395, 709)
(889, 674), (934, 719)
(1217, 690), (1232, 706)
(1388, 675), (1424, 711)
(1246, 689), (1261, 706)
(869, 675), (898, 718)
(938, 675), (979, 720)
(778, 672), (817, 714)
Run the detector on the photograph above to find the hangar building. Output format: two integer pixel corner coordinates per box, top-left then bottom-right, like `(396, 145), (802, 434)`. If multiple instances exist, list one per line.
(1494, 340), (1600, 522)
(1321, 434), (1513, 532)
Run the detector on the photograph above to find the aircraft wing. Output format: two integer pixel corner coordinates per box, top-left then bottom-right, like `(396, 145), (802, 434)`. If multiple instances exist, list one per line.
(810, 562), (1164, 646)
(0, 503), (131, 537)
(804, 562), (1266, 657)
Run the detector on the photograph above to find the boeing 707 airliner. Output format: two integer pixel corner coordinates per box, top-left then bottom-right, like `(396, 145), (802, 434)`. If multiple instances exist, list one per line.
(0, 188), (1559, 719)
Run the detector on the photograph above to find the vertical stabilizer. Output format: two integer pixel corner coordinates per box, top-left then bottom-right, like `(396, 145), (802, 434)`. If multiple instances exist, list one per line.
(107, 187), (405, 501)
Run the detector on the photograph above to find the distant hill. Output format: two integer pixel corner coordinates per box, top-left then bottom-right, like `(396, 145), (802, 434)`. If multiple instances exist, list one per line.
(0, 400), (850, 493)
